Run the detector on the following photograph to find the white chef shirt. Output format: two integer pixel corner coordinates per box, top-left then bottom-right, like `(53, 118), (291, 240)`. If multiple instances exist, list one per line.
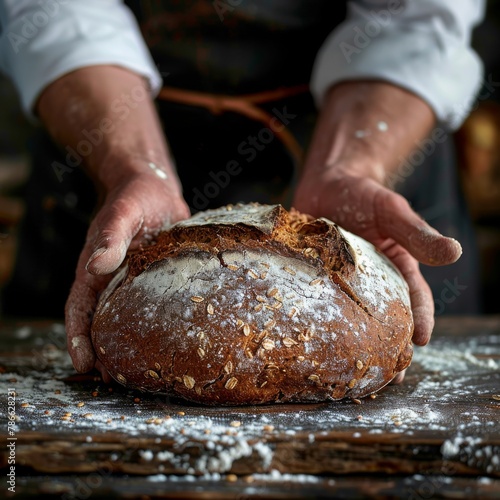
(0, 0), (485, 130)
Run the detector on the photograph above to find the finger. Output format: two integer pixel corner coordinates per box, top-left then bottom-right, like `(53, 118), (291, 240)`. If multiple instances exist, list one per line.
(86, 198), (144, 275)
(95, 359), (113, 384)
(376, 189), (462, 266)
(390, 370), (406, 385)
(382, 241), (435, 346)
(66, 248), (112, 373)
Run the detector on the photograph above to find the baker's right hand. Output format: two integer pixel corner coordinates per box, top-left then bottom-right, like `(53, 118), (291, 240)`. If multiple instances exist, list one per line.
(33, 65), (191, 379)
(65, 169), (190, 379)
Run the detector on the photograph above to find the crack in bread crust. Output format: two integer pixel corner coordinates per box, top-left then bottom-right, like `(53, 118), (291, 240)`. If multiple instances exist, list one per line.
(128, 204), (356, 284)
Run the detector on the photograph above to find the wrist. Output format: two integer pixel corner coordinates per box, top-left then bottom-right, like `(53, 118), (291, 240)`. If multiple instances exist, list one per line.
(96, 153), (184, 198)
(303, 81), (435, 187)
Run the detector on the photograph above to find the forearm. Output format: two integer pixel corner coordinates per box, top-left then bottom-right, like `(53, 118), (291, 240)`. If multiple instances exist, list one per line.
(36, 65), (180, 194)
(304, 81), (436, 184)
(43, 68), (189, 374)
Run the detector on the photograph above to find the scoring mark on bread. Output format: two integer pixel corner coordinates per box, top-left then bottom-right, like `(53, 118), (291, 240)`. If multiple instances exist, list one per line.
(331, 272), (379, 322)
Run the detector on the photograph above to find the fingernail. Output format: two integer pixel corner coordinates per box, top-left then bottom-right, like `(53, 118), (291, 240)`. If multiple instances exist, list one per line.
(86, 247), (108, 271)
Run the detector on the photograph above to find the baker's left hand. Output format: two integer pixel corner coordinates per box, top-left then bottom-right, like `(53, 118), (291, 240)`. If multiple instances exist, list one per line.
(292, 81), (464, 384)
(294, 172), (462, 346)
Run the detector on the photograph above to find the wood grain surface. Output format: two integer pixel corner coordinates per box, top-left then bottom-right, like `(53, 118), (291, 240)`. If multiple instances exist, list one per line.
(0, 316), (499, 498)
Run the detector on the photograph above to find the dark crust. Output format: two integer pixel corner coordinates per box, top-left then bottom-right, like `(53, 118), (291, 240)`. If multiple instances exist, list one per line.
(127, 205), (355, 281)
(91, 203), (414, 405)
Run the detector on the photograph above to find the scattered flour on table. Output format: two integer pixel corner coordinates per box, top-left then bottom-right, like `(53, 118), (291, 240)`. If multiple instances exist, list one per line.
(1, 322), (499, 476)
(413, 345), (499, 372)
(440, 436), (500, 475)
(146, 470), (322, 483)
(14, 326), (32, 339)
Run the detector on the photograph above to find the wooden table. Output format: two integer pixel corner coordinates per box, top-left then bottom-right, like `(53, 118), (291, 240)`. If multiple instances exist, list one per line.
(1, 316), (499, 499)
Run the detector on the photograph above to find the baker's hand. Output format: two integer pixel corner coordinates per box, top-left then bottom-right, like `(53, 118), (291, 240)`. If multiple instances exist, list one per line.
(65, 171), (190, 380)
(34, 66), (192, 379)
(293, 173), (462, 348)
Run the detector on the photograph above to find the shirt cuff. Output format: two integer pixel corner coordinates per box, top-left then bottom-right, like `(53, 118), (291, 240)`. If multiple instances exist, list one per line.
(0, 1), (161, 119)
(310, 2), (484, 131)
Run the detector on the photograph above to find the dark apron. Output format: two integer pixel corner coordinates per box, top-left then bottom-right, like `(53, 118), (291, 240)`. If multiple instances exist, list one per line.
(126, 0), (346, 211)
(1, 1), (480, 317)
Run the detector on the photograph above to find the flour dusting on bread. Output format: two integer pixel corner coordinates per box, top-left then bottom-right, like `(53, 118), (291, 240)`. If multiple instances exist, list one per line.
(91, 204), (413, 405)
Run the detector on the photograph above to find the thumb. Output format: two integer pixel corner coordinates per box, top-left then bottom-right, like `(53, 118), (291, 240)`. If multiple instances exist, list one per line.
(376, 190), (462, 266)
(85, 198), (143, 275)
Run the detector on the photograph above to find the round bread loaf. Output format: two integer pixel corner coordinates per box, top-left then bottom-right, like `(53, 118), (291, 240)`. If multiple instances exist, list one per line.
(91, 203), (413, 405)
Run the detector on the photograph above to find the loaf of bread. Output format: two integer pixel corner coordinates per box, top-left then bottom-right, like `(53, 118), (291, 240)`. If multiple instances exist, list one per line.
(91, 203), (413, 405)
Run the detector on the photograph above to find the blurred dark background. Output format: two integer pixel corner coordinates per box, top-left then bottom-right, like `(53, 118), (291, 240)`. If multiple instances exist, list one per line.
(456, 0), (500, 314)
(1, 1), (499, 317)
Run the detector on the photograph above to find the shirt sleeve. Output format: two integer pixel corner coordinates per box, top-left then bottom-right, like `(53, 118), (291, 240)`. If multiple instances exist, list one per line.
(310, 0), (486, 131)
(0, 0), (162, 118)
